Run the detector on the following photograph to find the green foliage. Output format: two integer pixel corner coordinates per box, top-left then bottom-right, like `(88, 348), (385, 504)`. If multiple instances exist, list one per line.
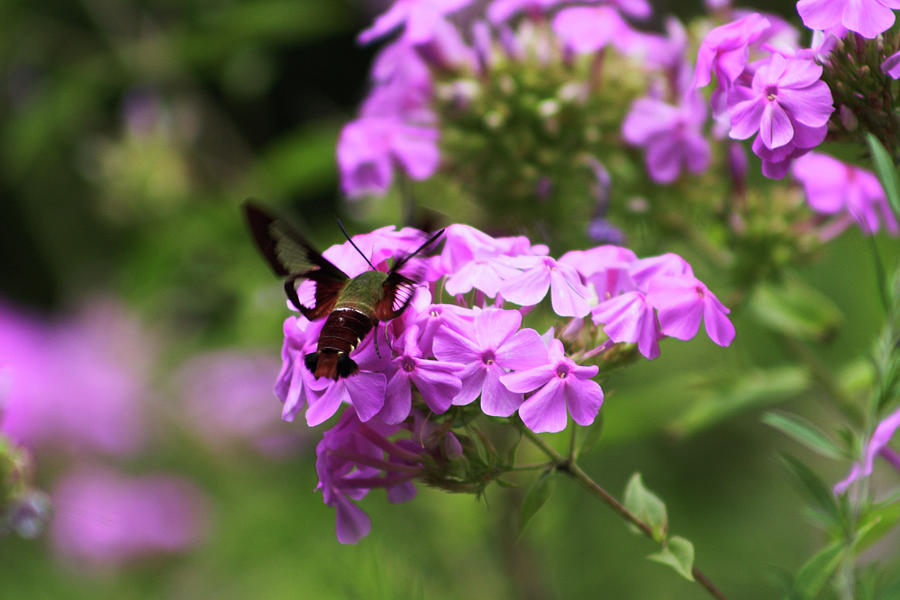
(519, 468), (555, 536)
(648, 536), (695, 582)
(623, 473), (668, 543)
(762, 412), (846, 460)
(866, 133), (900, 220)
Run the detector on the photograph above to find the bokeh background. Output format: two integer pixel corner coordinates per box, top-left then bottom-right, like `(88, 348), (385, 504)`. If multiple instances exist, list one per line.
(2, 1), (899, 598)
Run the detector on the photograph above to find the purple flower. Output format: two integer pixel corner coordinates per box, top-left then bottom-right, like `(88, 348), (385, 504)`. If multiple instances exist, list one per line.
(559, 245), (637, 300)
(645, 276), (736, 347)
(275, 316), (324, 421)
(501, 338), (604, 433)
(500, 255), (592, 317)
(488, 0), (566, 23)
(0, 301), (146, 457)
(591, 292), (662, 359)
(622, 93), (711, 184)
(552, 6), (629, 55)
(882, 49), (900, 79)
(728, 54), (832, 149)
(834, 404), (900, 494)
(337, 117), (440, 198)
(179, 350), (303, 456)
(792, 152), (899, 235)
(51, 467), (206, 566)
(692, 13), (772, 93)
(797, 0), (900, 39)
(433, 308), (546, 416)
(315, 411), (422, 544)
(359, 0), (474, 45)
(381, 326), (464, 423)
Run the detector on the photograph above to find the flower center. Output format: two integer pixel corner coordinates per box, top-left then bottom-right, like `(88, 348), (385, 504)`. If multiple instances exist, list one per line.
(695, 285), (705, 297)
(401, 356), (416, 373)
(556, 363), (570, 378)
(481, 350), (496, 365)
(765, 85), (778, 101)
(429, 308), (440, 318)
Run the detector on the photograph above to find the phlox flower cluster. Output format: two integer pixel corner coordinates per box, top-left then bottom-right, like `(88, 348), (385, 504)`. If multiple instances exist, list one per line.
(692, 12), (835, 179)
(273, 223), (734, 543)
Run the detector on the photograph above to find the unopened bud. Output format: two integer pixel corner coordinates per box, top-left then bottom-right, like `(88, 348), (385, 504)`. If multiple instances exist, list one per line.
(839, 105), (858, 131)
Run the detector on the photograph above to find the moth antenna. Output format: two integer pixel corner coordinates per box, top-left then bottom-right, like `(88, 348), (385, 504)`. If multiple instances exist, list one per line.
(391, 228), (445, 273)
(337, 218), (377, 271)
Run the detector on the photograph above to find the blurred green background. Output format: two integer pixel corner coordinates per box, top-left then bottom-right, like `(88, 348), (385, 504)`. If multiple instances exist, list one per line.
(2, 1), (899, 599)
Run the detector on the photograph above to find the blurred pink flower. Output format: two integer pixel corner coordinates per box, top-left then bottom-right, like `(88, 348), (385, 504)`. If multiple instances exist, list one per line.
(178, 350), (305, 456)
(0, 300), (147, 457)
(51, 467), (206, 566)
(835, 404), (900, 494)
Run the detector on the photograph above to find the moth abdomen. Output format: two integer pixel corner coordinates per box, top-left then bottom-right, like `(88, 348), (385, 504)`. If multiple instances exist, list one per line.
(311, 308), (374, 379)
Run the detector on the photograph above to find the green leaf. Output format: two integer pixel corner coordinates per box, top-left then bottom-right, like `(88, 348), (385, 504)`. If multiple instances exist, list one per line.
(648, 536), (695, 582)
(577, 409), (604, 457)
(624, 473), (668, 543)
(791, 542), (844, 599)
(762, 412), (845, 460)
(779, 454), (841, 523)
(854, 502), (900, 553)
(866, 133), (900, 219)
(519, 468), (555, 536)
(668, 367), (809, 437)
(749, 278), (843, 342)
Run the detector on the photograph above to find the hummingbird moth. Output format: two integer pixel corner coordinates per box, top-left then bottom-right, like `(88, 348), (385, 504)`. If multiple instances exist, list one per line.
(243, 201), (443, 380)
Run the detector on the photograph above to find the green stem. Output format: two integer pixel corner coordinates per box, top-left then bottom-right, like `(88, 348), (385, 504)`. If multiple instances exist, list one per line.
(519, 426), (728, 600)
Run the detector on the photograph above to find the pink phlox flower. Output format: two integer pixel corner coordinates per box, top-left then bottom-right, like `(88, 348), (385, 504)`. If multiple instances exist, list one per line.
(499, 255), (592, 317)
(591, 292), (662, 359)
(372, 40), (433, 92)
(739, 11), (800, 55)
(179, 350), (300, 455)
(488, 0), (567, 23)
(322, 225), (430, 277)
(612, 17), (686, 71)
(797, 0), (900, 39)
(792, 152), (899, 235)
(622, 92), (711, 184)
(882, 49), (900, 79)
(337, 116), (440, 198)
(0, 302), (146, 457)
(315, 411), (417, 544)
(432, 308), (546, 416)
(834, 404), (900, 494)
(413, 14), (479, 72)
(51, 467), (206, 565)
(359, 0), (474, 45)
(411, 300), (477, 355)
(728, 53), (833, 149)
(644, 275), (736, 347)
(552, 6), (630, 55)
(500, 338), (604, 433)
(276, 316), (325, 422)
(692, 13), (772, 93)
(559, 245), (638, 301)
(381, 326), (464, 424)
(627, 252), (694, 291)
(304, 334), (392, 427)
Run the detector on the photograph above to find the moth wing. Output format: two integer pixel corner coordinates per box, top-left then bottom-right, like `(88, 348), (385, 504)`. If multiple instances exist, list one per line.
(243, 201), (349, 319)
(375, 273), (418, 321)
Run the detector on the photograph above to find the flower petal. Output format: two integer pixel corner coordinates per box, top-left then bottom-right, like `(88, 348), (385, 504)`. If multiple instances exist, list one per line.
(519, 380), (568, 433)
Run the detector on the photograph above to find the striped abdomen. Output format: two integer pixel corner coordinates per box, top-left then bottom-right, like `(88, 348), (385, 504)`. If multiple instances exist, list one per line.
(305, 308), (374, 379)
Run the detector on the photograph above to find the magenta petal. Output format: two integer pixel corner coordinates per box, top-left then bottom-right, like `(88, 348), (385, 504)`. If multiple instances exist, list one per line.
(497, 328), (549, 371)
(592, 292), (661, 359)
(777, 59), (824, 89)
(728, 97), (765, 140)
(552, 7), (621, 54)
(862, 405), (900, 475)
(382, 371), (413, 425)
(358, 3), (407, 45)
(481, 368), (523, 417)
(882, 49), (900, 79)
(500, 364), (556, 393)
(334, 495), (371, 544)
(519, 380), (568, 433)
(645, 134), (683, 183)
(549, 267), (591, 317)
(346, 372), (387, 422)
(453, 363), (486, 406)
(433, 327), (480, 364)
(797, 0), (845, 31)
(760, 103), (794, 149)
(842, 0), (895, 38)
(410, 362), (460, 414)
(475, 308), (522, 350)
(777, 83), (833, 127)
(565, 380), (604, 426)
(703, 298), (736, 346)
(386, 481), (417, 504)
(501, 264), (551, 307)
(305, 383), (346, 427)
